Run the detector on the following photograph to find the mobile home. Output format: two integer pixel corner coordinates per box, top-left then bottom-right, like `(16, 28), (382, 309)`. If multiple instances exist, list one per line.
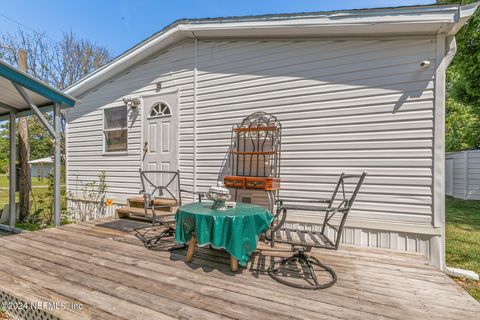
(28, 157), (53, 180)
(64, 3), (478, 268)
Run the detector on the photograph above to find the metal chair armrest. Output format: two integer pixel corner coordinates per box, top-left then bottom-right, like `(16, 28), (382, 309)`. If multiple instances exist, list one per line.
(179, 189), (206, 202)
(139, 190), (154, 200)
(139, 190), (152, 201)
(278, 204), (349, 213)
(276, 198), (331, 205)
(279, 204), (331, 212)
(193, 191), (205, 202)
(180, 189), (204, 196)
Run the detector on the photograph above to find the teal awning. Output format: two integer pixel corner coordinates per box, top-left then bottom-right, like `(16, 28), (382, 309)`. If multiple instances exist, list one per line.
(0, 59), (77, 116)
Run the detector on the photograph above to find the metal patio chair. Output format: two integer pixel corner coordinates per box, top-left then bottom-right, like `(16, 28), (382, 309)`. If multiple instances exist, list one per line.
(134, 169), (203, 250)
(268, 172), (367, 290)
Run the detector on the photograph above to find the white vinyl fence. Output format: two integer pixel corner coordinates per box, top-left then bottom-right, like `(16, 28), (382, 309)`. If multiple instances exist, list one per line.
(445, 149), (480, 200)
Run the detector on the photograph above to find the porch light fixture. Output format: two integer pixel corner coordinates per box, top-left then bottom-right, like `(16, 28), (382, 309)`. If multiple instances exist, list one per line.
(123, 97), (141, 110)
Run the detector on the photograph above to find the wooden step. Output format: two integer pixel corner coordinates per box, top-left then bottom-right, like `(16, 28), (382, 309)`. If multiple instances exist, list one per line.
(127, 196), (177, 211)
(116, 206), (175, 220)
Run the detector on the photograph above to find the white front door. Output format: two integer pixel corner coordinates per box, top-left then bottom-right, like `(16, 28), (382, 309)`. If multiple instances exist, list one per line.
(142, 92), (178, 186)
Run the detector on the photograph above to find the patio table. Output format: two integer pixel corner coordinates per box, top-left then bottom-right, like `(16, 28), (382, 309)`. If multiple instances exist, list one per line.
(175, 202), (273, 271)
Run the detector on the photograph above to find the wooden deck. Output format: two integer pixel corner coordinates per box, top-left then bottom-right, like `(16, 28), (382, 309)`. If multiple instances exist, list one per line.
(0, 219), (478, 320)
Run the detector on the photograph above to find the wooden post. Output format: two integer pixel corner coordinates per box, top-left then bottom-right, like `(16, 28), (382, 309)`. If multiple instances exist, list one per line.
(9, 112), (16, 229)
(186, 234), (197, 262)
(17, 49), (30, 221)
(17, 49), (27, 71)
(229, 256), (239, 272)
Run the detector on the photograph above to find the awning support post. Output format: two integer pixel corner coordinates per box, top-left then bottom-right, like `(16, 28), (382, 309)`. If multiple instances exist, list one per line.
(11, 81), (57, 138)
(11, 80), (62, 226)
(9, 112), (16, 229)
(53, 104), (61, 227)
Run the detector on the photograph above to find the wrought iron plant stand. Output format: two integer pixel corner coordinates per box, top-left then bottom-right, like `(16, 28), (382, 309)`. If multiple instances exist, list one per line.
(223, 112), (282, 213)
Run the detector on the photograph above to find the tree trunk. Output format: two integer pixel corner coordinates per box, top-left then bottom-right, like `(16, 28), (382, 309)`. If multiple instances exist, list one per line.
(18, 49), (30, 221)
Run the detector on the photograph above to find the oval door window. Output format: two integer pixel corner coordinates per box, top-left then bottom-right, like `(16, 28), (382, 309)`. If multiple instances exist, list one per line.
(149, 102), (171, 118)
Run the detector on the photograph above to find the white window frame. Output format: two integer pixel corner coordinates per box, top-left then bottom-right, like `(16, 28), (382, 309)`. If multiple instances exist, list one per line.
(102, 105), (128, 155)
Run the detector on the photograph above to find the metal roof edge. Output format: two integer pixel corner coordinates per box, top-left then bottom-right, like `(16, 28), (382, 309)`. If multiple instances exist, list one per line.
(172, 3), (460, 24)
(0, 59), (78, 107)
(447, 2), (480, 35)
(28, 157), (53, 164)
(459, 2), (480, 18)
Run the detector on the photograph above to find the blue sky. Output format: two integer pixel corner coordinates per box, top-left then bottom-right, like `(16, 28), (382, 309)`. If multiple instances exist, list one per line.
(0, 0), (435, 56)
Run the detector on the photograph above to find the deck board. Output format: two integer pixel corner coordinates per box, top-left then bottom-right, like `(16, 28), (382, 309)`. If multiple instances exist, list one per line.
(0, 219), (478, 320)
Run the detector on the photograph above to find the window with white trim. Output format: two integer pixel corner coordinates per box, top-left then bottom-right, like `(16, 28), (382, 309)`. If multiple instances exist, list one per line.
(103, 106), (128, 153)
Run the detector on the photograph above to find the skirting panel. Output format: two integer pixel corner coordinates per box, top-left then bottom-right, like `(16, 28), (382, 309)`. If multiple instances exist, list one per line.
(66, 199), (125, 222)
(0, 291), (58, 320)
(282, 221), (432, 258)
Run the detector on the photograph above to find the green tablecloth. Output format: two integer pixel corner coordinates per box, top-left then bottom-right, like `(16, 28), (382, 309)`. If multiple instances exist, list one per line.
(175, 202), (273, 266)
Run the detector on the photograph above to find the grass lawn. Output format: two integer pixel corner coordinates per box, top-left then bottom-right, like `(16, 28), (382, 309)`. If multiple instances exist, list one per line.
(0, 175), (48, 209)
(0, 174), (50, 188)
(0, 175), (67, 229)
(445, 196), (480, 301)
(0, 175), (50, 209)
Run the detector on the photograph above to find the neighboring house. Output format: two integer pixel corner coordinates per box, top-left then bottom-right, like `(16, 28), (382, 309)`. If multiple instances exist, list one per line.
(64, 3), (478, 268)
(445, 149), (480, 200)
(28, 157), (53, 180)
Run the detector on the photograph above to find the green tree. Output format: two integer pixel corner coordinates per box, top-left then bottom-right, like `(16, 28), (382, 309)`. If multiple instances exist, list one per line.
(0, 30), (112, 90)
(0, 29), (112, 223)
(28, 115), (54, 160)
(0, 124), (10, 173)
(439, 0), (480, 150)
(0, 29), (112, 164)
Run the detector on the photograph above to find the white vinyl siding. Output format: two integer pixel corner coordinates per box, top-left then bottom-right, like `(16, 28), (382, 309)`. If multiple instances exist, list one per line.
(66, 40), (195, 200)
(66, 37), (436, 230)
(194, 39), (435, 226)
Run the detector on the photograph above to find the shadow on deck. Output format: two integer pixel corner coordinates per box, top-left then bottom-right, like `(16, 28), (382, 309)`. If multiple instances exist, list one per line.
(0, 218), (478, 319)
